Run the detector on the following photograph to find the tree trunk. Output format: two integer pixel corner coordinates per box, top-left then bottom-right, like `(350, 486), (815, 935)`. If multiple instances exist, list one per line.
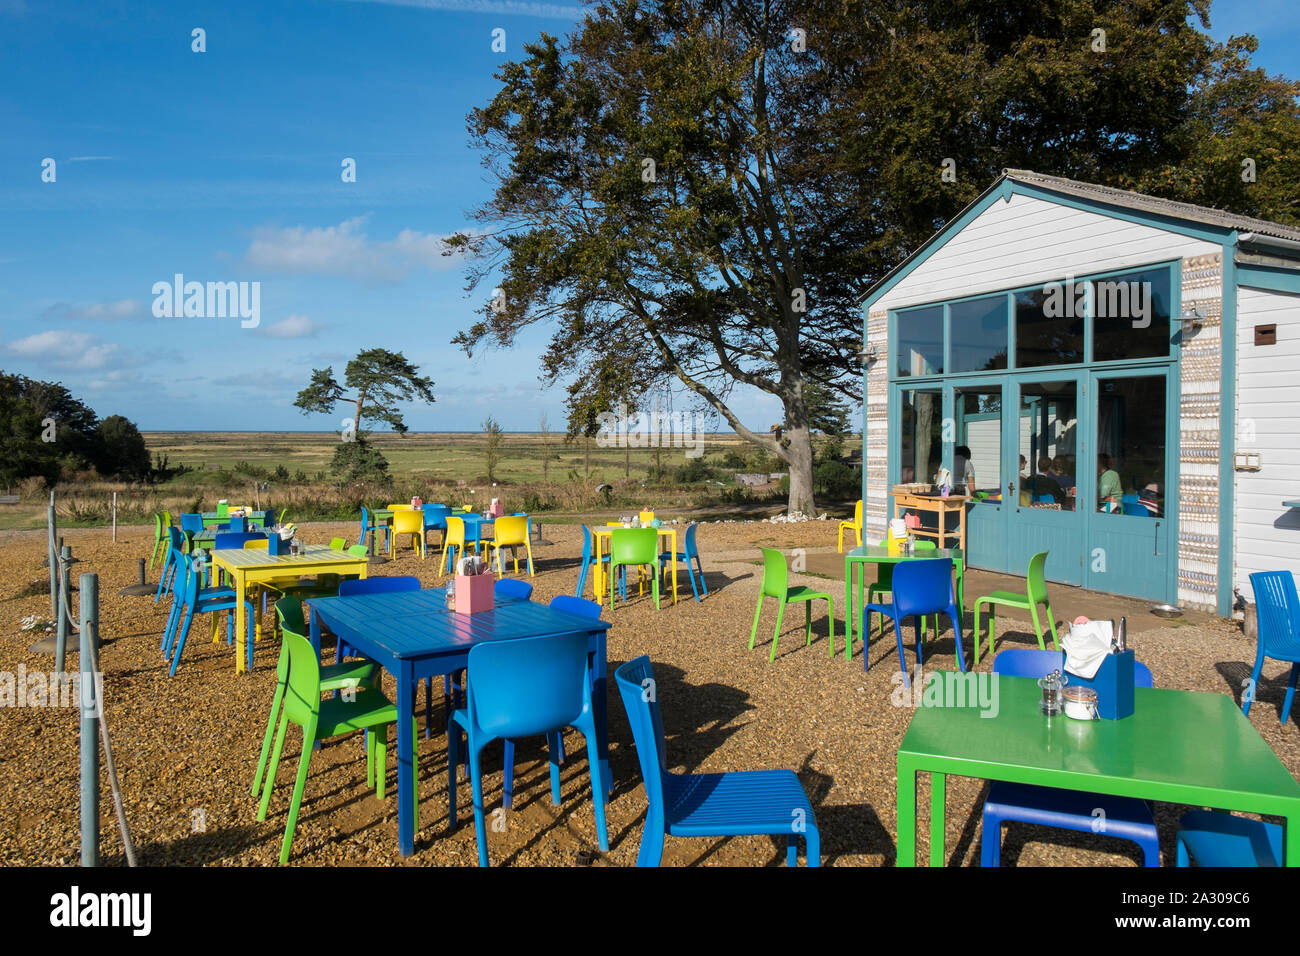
(782, 424), (816, 516)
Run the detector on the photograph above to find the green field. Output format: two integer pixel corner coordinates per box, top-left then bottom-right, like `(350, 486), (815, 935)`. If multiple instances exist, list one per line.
(0, 430), (861, 531)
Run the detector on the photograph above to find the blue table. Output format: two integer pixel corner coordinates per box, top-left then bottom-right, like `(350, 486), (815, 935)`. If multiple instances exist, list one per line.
(307, 588), (612, 856)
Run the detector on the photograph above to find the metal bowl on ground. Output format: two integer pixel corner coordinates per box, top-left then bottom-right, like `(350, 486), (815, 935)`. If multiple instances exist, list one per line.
(1150, 603), (1183, 618)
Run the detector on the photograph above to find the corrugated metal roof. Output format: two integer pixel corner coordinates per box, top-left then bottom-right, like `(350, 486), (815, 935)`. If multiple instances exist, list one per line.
(1002, 169), (1300, 243)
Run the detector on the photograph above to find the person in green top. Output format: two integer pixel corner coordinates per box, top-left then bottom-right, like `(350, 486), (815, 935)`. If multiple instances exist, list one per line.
(1097, 453), (1122, 509)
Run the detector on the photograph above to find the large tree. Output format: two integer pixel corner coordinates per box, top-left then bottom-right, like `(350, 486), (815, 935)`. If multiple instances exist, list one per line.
(453, 0), (1300, 514)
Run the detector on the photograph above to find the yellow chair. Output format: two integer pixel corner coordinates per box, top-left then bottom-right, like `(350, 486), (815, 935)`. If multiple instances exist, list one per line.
(390, 509), (426, 558)
(838, 500), (863, 553)
(441, 516), (470, 578)
(387, 503), (414, 512)
(639, 509), (655, 525)
(487, 515), (534, 576)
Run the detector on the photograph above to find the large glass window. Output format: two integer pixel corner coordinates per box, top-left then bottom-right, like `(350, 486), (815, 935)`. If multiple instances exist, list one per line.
(1092, 267), (1172, 361)
(1018, 381), (1079, 512)
(955, 388), (1002, 499)
(950, 296), (1008, 373)
(1095, 376), (1166, 516)
(896, 306), (943, 377)
(1016, 287), (1084, 368)
(899, 389), (942, 485)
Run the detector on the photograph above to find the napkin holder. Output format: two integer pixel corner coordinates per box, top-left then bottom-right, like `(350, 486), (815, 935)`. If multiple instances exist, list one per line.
(454, 570), (494, 615)
(1064, 649), (1135, 720)
(267, 531), (287, 556)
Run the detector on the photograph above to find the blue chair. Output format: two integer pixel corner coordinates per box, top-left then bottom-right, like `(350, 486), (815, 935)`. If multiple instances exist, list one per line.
(981, 648), (1158, 867)
(500, 595), (604, 808)
(1245, 571), (1300, 722)
(862, 558), (965, 686)
(1122, 502), (1150, 516)
(1175, 810), (1282, 867)
(575, 525), (610, 599)
(179, 513), (204, 536)
(155, 526), (188, 603)
(615, 656), (819, 866)
(494, 579), (533, 601)
(164, 554), (256, 676)
(658, 521), (707, 602)
(359, 505), (389, 553)
(448, 633), (609, 866)
(422, 504), (451, 555)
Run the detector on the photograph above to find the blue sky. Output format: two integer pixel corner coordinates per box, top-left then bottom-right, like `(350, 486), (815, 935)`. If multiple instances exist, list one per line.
(1, 0), (1297, 433)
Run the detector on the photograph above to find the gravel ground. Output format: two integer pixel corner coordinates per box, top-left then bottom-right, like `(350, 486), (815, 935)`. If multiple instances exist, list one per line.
(2, 519), (1296, 867)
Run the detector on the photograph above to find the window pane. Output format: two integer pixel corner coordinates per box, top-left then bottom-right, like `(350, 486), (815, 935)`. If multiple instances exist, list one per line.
(956, 388), (1002, 499)
(950, 296), (1008, 373)
(899, 389), (942, 486)
(1095, 376), (1166, 516)
(1018, 381), (1079, 512)
(1016, 288), (1083, 368)
(1092, 268), (1172, 361)
(896, 306), (943, 377)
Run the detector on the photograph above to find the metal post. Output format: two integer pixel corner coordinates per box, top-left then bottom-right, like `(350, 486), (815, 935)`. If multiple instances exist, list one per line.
(79, 572), (99, 867)
(48, 495), (58, 618)
(111, 492), (117, 543)
(55, 545), (71, 674)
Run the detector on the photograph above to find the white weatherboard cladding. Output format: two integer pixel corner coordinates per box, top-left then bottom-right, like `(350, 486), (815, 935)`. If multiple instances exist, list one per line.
(876, 193), (1219, 313)
(1233, 286), (1300, 600)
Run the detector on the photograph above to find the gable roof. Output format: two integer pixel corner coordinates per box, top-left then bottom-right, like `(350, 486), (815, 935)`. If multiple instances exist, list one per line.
(858, 169), (1300, 307)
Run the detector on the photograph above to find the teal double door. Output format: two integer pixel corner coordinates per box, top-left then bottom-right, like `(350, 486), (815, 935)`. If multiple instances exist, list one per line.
(929, 365), (1177, 603)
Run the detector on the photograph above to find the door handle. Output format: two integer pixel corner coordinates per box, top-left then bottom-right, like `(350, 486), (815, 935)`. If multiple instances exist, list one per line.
(1007, 481), (1014, 494)
(1154, 520), (1160, 556)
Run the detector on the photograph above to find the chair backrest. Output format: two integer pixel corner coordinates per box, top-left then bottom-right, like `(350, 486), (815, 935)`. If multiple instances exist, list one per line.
(1025, 551), (1051, 603)
(684, 522), (700, 557)
(347, 544), (369, 558)
(890, 558), (954, 618)
(1250, 571), (1300, 654)
(162, 509), (173, 527)
(180, 513), (204, 533)
(445, 515), (466, 548)
(611, 527), (657, 565)
(759, 547), (788, 598)
(360, 505), (371, 527)
(639, 509), (655, 525)
(393, 510), (423, 534)
(494, 578), (533, 601)
(1121, 493), (1140, 505)
(580, 524), (594, 560)
(854, 499), (863, 526)
(1122, 502), (1149, 516)
(281, 629), (323, 724)
(1034, 494), (1055, 504)
(216, 501), (229, 518)
(168, 525), (185, 553)
(422, 504), (450, 530)
(913, 540), (937, 552)
(467, 633), (590, 738)
(330, 536), (347, 551)
(549, 594), (602, 619)
(275, 595), (307, 636)
(243, 539), (269, 551)
(993, 647), (1153, 688)
(493, 515), (528, 547)
(387, 503), (413, 512)
(614, 656), (667, 812)
(214, 531), (267, 550)
(338, 576), (421, 597)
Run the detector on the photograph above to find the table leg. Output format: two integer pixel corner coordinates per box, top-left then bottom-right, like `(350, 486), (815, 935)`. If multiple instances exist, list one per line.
(670, 532), (678, 605)
(308, 605), (322, 657)
(1288, 813), (1299, 867)
(844, 556), (853, 661)
(594, 536), (605, 598)
(234, 571), (247, 674)
(396, 660), (416, 856)
(929, 772), (946, 867)
(938, 509), (946, 550)
(896, 755), (916, 867)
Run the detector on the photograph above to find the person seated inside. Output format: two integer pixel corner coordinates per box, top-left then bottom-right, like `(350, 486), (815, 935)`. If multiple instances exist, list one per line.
(1138, 481), (1163, 517)
(953, 445), (976, 496)
(1097, 453), (1122, 511)
(1029, 456), (1065, 503)
(1051, 455), (1074, 491)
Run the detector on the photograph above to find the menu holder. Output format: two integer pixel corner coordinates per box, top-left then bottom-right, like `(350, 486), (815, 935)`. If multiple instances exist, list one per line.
(267, 532), (288, 556)
(1066, 649), (1136, 720)
(454, 572), (494, 614)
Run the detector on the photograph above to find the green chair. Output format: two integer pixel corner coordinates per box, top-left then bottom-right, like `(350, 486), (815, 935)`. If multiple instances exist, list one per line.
(150, 513), (168, 570)
(254, 615), (416, 864)
(251, 597), (381, 798)
(609, 528), (661, 610)
(972, 550), (1060, 665)
(749, 547), (835, 662)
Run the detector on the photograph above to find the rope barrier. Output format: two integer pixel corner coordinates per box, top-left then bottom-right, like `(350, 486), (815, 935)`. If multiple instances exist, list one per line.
(56, 551), (137, 867)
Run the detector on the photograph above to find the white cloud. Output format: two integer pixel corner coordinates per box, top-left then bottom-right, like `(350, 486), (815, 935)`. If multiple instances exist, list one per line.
(42, 298), (143, 321)
(6, 330), (120, 369)
(259, 314), (324, 339)
(338, 0), (583, 21)
(244, 216), (468, 281)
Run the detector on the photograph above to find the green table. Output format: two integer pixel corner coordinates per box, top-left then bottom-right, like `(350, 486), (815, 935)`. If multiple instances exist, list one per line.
(843, 544), (965, 662)
(198, 510), (270, 529)
(896, 676), (1300, 866)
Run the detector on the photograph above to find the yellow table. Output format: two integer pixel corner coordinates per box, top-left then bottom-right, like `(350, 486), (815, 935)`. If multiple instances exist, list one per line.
(593, 527), (678, 606)
(208, 545), (368, 673)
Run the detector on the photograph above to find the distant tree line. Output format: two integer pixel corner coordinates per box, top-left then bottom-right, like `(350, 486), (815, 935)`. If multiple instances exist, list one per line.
(0, 371), (152, 487)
